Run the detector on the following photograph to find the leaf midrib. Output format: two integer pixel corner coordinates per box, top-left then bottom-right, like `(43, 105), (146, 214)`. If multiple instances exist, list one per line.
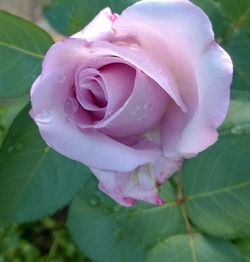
(0, 40), (44, 59)
(187, 180), (250, 201)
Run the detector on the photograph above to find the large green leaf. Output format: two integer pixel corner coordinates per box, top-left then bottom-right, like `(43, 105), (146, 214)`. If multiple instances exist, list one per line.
(220, 0), (250, 31)
(146, 234), (245, 262)
(219, 90), (250, 135)
(183, 135), (250, 238)
(43, 0), (138, 36)
(0, 105), (91, 226)
(0, 11), (53, 98)
(67, 177), (183, 262)
(225, 29), (250, 91)
(237, 238), (250, 262)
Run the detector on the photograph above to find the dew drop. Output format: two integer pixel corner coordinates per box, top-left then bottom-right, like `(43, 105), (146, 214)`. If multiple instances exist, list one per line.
(64, 98), (79, 115)
(129, 43), (140, 51)
(231, 126), (242, 135)
(34, 110), (53, 124)
(113, 204), (122, 212)
(231, 123), (250, 135)
(89, 195), (100, 207)
(112, 228), (122, 240)
(103, 206), (112, 214)
(132, 106), (142, 116)
(7, 146), (14, 154)
(59, 75), (66, 84)
(143, 102), (152, 110)
(137, 115), (148, 122)
(65, 115), (73, 123)
(15, 142), (23, 151)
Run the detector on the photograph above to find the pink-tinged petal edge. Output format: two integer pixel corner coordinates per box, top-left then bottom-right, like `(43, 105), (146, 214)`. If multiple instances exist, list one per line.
(91, 155), (182, 207)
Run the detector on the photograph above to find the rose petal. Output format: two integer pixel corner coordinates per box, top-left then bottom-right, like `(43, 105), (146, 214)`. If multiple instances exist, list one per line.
(91, 154), (181, 206)
(178, 42), (232, 155)
(91, 166), (162, 207)
(88, 69), (169, 137)
(30, 67), (161, 172)
(92, 41), (186, 112)
(114, 0), (232, 157)
(100, 62), (136, 117)
(71, 7), (117, 42)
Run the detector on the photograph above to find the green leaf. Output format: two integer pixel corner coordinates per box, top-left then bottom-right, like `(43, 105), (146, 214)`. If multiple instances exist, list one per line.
(220, 0), (250, 31)
(218, 0), (250, 91)
(219, 90), (250, 135)
(0, 105), (91, 226)
(67, 177), (183, 262)
(183, 135), (250, 238)
(43, 0), (138, 36)
(146, 234), (245, 262)
(0, 11), (53, 98)
(225, 29), (250, 91)
(236, 238), (250, 262)
(0, 96), (28, 145)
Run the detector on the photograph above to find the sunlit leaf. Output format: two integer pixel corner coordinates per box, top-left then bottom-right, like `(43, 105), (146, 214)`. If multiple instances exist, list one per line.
(0, 105), (91, 226)
(0, 12), (53, 98)
(146, 234), (245, 262)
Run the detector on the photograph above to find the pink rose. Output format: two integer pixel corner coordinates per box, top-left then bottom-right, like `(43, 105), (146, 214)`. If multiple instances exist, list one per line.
(30, 0), (233, 206)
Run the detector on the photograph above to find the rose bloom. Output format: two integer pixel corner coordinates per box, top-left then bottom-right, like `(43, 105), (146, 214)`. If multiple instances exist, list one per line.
(30, 0), (233, 206)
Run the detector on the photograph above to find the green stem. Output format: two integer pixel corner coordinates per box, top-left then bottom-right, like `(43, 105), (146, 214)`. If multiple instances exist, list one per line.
(45, 234), (58, 262)
(177, 173), (198, 262)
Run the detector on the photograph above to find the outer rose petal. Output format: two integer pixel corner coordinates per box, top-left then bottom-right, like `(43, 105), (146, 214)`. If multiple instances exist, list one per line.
(177, 43), (232, 155)
(91, 155), (182, 206)
(30, 67), (161, 172)
(114, 0), (233, 157)
(71, 7), (117, 41)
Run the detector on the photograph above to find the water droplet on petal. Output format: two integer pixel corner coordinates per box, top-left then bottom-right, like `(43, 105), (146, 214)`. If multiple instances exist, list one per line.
(89, 195), (100, 207)
(15, 142), (23, 151)
(143, 102), (152, 110)
(65, 115), (73, 123)
(34, 110), (53, 124)
(129, 43), (140, 51)
(131, 106), (142, 116)
(112, 228), (122, 240)
(59, 75), (66, 84)
(137, 115), (148, 122)
(64, 98), (79, 115)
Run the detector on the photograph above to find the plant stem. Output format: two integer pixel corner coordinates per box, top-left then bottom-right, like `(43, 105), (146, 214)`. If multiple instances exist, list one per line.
(177, 173), (198, 262)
